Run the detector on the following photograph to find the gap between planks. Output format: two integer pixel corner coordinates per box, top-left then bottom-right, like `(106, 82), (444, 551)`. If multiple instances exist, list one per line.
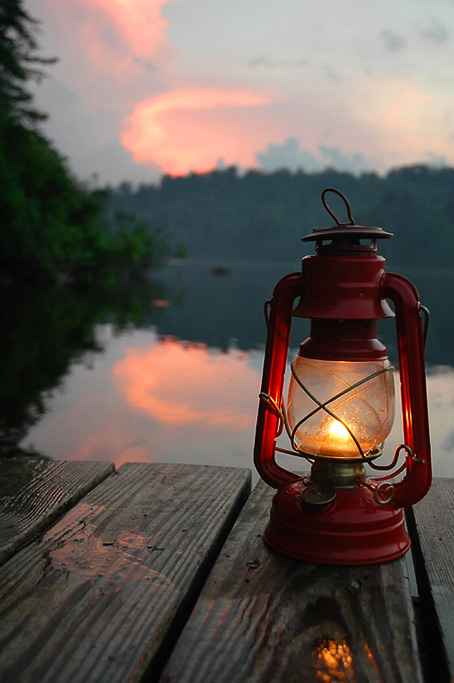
(406, 478), (454, 683)
(160, 479), (424, 683)
(0, 462), (251, 683)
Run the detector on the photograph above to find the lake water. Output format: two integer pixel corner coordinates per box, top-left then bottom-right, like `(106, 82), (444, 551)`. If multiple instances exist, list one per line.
(7, 260), (454, 481)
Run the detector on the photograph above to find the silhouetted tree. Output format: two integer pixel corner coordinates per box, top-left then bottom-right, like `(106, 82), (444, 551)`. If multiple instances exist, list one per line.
(0, 0), (55, 123)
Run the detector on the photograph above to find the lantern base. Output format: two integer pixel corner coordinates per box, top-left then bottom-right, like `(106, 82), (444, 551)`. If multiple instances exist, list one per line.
(263, 479), (410, 565)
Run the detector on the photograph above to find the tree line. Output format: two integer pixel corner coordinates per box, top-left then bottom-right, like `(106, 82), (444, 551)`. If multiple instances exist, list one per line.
(98, 163), (454, 269)
(2, 1), (454, 280)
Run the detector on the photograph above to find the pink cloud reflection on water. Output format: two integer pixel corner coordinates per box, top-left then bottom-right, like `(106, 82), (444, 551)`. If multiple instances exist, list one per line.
(19, 330), (262, 469)
(114, 337), (257, 429)
(19, 325), (454, 477)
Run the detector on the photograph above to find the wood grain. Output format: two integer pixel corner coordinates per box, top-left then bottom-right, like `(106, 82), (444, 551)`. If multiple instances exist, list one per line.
(161, 480), (423, 683)
(407, 477), (454, 682)
(0, 458), (114, 565)
(0, 462), (251, 683)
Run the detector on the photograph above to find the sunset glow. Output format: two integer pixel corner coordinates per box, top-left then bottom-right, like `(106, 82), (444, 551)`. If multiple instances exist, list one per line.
(90, 0), (173, 58)
(121, 88), (271, 174)
(30, 0), (454, 182)
(114, 339), (258, 428)
(350, 76), (438, 165)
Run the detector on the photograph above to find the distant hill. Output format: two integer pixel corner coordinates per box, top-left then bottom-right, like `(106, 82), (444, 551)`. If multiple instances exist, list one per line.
(94, 165), (454, 269)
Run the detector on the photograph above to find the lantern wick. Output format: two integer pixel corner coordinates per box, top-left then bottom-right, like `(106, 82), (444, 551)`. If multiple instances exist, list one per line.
(321, 188), (356, 226)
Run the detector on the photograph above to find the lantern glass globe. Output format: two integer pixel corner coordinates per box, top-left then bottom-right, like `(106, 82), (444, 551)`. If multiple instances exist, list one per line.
(287, 357), (395, 460)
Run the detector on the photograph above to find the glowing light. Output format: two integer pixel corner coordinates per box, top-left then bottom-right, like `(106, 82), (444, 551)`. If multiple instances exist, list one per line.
(287, 357), (394, 459)
(313, 638), (355, 682)
(328, 420), (350, 441)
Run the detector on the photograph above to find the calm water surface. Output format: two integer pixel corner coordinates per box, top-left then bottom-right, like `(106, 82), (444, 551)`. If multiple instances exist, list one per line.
(15, 261), (454, 480)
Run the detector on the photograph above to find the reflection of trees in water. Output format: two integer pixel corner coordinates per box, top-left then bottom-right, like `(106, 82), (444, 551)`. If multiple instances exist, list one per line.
(2, 262), (452, 459)
(152, 262), (454, 366)
(0, 276), (167, 457)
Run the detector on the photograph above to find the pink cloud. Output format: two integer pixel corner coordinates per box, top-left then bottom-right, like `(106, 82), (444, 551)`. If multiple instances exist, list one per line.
(90, 0), (174, 59)
(47, 0), (174, 80)
(121, 87), (271, 174)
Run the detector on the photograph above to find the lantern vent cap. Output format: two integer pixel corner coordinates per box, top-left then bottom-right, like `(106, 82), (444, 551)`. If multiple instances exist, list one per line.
(301, 188), (393, 247)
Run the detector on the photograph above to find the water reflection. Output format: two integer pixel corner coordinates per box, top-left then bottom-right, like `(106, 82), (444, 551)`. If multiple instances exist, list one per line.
(20, 329), (262, 469)
(0, 283), (103, 455)
(151, 261), (454, 366)
(0, 277), (166, 457)
(313, 637), (356, 682)
(114, 338), (256, 428)
(17, 327), (454, 479)
(2, 261), (454, 479)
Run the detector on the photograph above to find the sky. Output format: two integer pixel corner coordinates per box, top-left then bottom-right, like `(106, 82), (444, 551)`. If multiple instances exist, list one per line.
(27, 0), (454, 186)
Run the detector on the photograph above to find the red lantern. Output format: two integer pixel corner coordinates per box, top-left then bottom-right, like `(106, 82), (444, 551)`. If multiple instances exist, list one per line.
(254, 188), (431, 565)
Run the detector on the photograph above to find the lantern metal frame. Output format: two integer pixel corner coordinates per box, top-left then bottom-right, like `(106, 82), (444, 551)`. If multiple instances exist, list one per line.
(253, 188), (431, 565)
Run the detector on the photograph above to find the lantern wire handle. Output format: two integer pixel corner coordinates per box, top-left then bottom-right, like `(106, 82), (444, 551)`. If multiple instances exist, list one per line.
(420, 304), (430, 350)
(361, 480), (395, 505)
(321, 188), (355, 226)
(368, 444), (412, 472)
(258, 392), (314, 460)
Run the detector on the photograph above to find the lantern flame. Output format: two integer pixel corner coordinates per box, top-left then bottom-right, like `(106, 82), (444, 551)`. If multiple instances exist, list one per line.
(328, 420), (350, 442)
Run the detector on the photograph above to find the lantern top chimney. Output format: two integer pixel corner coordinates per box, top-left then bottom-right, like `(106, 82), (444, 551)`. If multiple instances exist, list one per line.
(301, 188), (393, 251)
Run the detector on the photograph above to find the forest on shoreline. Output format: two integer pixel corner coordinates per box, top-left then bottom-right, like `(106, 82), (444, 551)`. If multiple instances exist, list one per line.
(97, 164), (454, 270)
(0, 0), (169, 284)
(2, 1), (454, 282)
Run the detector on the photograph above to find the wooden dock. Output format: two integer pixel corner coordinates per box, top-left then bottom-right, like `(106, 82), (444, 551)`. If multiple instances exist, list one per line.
(0, 458), (452, 682)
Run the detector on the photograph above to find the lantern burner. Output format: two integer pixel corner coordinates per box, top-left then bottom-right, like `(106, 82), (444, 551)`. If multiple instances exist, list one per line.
(310, 460), (367, 488)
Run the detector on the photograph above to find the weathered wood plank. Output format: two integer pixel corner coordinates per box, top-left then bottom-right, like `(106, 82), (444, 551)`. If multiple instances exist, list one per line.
(407, 478), (454, 682)
(0, 458), (114, 565)
(0, 462), (251, 683)
(161, 480), (423, 683)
